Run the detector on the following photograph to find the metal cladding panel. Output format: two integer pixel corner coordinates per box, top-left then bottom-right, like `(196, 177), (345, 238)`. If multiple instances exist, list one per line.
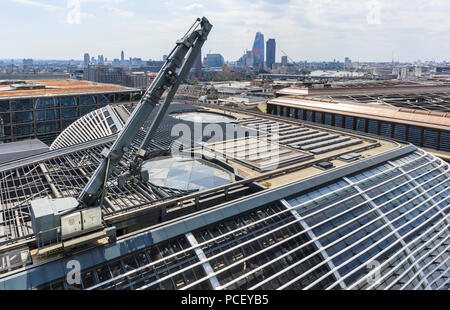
(30, 199), (59, 244)
(0, 139), (49, 165)
(52, 197), (79, 215)
(29, 260), (65, 288)
(125, 235), (148, 252)
(345, 116), (354, 129)
(102, 243), (124, 261)
(31, 198), (79, 243)
(441, 131), (450, 152)
(368, 119), (378, 134)
(423, 129), (439, 149)
(88, 249), (105, 267)
(394, 124), (407, 140)
(1, 271), (30, 290)
(380, 122), (392, 137)
(61, 212), (82, 238)
(30, 199), (54, 220)
(0, 213), (4, 243)
(81, 208), (102, 231)
(356, 118), (366, 132)
(325, 113), (333, 125)
(335, 114), (343, 127)
(408, 126), (422, 145)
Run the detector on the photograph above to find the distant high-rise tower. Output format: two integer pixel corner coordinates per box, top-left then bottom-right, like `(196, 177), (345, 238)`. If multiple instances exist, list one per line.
(121, 51), (125, 62)
(22, 59), (33, 71)
(344, 57), (351, 71)
(84, 53), (90, 67)
(205, 54), (224, 67)
(281, 56), (288, 66)
(245, 51), (254, 67)
(266, 39), (276, 70)
(252, 32), (264, 70)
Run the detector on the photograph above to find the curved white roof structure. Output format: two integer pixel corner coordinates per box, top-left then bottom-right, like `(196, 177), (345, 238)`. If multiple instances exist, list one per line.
(50, 105), (131, 150)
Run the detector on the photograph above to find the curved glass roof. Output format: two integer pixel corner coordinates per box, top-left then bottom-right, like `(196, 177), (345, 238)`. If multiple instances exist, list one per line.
(171, 112), (235, 123)
(50, 105), (131, 150)
(86, 150), (450, 290)
(5, 149), (450, 290)
(286, 150), (450, 289)
(142, 155), (234, 191)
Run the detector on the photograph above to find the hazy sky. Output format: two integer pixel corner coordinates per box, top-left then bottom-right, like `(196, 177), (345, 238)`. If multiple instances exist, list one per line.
(1, 0), (449, 62)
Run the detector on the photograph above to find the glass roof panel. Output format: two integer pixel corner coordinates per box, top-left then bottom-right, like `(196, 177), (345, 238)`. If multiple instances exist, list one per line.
(142, 155), (234, 191)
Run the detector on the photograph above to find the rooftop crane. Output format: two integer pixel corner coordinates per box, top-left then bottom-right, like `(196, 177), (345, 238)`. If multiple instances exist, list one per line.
(281, 50), (302, 70)
(30, 17), (213, 255)
(80, 17), (212, 207)
(281, 50), (311, 82)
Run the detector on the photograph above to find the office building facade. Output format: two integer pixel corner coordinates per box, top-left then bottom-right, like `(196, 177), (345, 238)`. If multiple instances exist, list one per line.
(0, 80), (141, 145)
(252, 32), (265, 70)
(84, 53), (90, 67)
(205, 53), (224, 67)
(268, 84), (450, 154)
(266, 38), (276, 70)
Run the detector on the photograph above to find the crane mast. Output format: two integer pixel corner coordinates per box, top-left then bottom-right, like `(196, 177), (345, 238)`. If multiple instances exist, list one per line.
(79, 17), (213, 207)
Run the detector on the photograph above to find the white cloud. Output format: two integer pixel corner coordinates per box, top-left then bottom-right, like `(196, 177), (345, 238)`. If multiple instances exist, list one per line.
(185, 3), (204, 10)
(102, 6), (134, 17)
(81, 0), (124, 3)
(4, 0), (450, 62)
(81, 12), (95, 19)
(11, 0), (63, 12)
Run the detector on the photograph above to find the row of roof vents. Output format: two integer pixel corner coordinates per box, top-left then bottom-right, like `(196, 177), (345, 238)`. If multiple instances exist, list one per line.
(0, 80), (53, 91)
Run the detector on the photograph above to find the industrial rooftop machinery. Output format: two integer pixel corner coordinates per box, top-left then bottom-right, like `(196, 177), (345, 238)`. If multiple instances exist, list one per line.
(30, 17), (213, 255)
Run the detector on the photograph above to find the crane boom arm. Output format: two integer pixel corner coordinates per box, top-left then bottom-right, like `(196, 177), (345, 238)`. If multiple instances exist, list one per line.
(79, 17), (212, 207)
(281, 50), (302, 69)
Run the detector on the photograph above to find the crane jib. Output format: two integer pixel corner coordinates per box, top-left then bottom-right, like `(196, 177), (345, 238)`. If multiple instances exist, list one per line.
(78, 17), (213, 208)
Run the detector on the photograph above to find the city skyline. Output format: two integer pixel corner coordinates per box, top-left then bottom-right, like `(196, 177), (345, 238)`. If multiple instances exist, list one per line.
(1, 0), (449, 62)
